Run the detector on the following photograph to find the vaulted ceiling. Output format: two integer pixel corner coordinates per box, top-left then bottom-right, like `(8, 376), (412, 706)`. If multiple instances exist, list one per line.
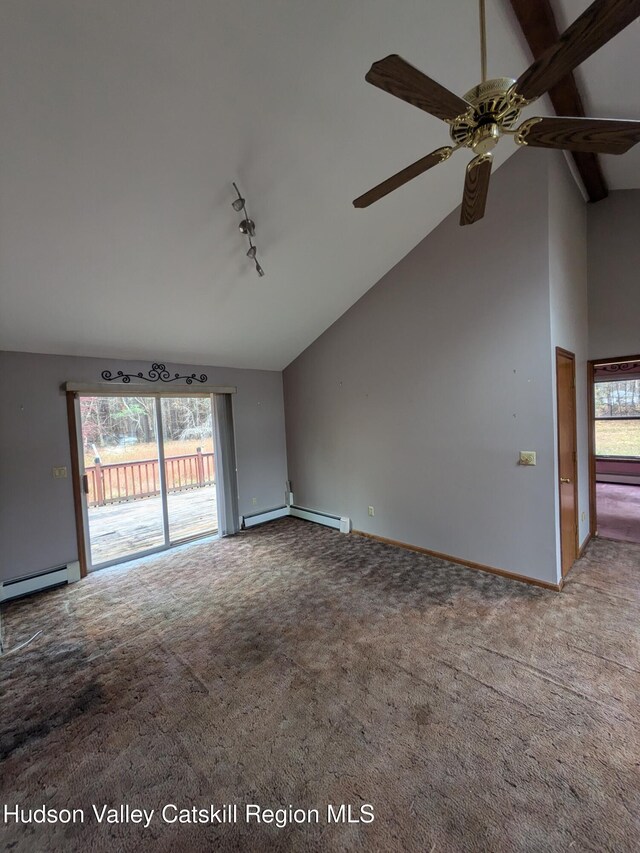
(556, 0), (640, 190)
(0, 1), (637, 370)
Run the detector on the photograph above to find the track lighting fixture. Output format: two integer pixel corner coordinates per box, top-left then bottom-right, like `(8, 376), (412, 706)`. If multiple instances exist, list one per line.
(232, 182), (264, 277)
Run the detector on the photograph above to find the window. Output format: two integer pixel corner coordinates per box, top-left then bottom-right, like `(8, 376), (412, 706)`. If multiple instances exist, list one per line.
(594, 378), (640, 458)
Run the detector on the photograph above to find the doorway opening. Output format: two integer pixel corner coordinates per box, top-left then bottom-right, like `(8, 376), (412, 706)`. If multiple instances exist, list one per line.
(77, 394), (218, 569)
(589, 355), (640, 545)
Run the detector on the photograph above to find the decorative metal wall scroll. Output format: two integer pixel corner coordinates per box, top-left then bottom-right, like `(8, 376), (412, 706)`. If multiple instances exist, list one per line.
(101, 363), (208, 384)
(594, 361), (640, 379)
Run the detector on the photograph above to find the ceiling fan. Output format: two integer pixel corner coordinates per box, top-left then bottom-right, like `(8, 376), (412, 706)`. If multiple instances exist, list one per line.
(353, 0), (640, 225)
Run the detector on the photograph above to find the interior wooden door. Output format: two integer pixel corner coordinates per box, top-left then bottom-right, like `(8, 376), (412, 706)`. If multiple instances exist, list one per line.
(556, 348), (579, 576)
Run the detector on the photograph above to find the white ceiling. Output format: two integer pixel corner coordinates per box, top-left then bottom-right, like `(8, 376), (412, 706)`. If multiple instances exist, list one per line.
(0, 1), (637, 370)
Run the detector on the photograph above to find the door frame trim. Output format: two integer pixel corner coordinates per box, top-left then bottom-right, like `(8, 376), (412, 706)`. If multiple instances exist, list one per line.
(555, 347), (579, 577)
(66, 391), (89, 578)
(587, 352), (640, 539)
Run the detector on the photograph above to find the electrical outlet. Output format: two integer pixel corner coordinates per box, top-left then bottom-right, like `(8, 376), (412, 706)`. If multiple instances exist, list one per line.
(52, 466), (67, 479)
(252, 497), (257, 505)
(518, 451), (536, 466)
(368, 506), (375, 517)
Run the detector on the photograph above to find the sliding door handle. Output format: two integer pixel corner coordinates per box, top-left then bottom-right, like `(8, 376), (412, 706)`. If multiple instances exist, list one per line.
(82, 474), (89, 494)
(560, 478), (571, 484)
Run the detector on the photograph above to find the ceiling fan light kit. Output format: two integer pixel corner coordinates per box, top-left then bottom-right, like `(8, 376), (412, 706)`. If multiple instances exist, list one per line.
(353, 0), (640, 225)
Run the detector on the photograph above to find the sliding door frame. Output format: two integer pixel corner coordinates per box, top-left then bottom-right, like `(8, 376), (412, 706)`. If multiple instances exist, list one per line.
(154, 399), (171, 548)
(66, 391), (89, 578)
(66, 383), (234, 573)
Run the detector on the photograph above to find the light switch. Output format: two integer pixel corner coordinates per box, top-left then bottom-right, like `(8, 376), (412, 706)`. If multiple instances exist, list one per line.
(52, 466), (68, 479)
(519, 451), (536, 466)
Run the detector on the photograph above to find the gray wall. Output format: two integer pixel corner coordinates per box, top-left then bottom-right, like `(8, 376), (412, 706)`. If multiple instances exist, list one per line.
(284, 150), (563, 584)
(588, 190), (640, 360)
(0, 351), (287, 582)
(548, 153), (590, 555)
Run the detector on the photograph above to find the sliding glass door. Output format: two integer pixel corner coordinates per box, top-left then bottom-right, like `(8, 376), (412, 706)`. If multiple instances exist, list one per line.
(78, 393), (219, 569)
(161, 397), (217, 543)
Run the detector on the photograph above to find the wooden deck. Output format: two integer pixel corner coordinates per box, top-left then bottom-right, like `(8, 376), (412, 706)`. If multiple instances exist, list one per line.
(88, 485), (218, 566)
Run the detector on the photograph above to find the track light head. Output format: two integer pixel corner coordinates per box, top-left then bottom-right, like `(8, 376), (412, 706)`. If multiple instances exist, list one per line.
(232, 197), (245, 212)
(239, 218), (255, 237)
(246, 245), (257, 259)
(255, 262), (265, 277)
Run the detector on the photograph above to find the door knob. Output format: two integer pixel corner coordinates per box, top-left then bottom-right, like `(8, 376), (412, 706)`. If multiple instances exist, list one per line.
(560, 477), (571, 484)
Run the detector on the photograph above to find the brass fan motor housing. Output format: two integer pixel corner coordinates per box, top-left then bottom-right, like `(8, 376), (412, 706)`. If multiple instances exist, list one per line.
(449, 77), (521, 153)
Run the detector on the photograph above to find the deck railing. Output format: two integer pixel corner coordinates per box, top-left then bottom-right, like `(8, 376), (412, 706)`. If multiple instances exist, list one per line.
(86, 448), (215, 507)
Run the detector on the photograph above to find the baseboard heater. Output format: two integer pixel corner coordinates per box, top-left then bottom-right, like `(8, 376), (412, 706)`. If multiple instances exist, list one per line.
(596, 474), (640, 485)
(290, 505), (350, 532)
(1, 562), (81, 603)
(242, 505), (350, 533)
(242, 506), (290, 528)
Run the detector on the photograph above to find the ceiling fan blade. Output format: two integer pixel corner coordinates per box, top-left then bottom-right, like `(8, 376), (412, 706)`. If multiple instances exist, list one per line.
(365, 55), (472, 122)
(353, 147), (453, 208)
(514, 0), (640, 103)
(518, 116), (640, 154)
(460, 154), (492, 226)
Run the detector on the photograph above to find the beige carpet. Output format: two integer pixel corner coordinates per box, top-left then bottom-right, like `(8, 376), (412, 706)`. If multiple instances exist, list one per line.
(1, 518), (639, 852)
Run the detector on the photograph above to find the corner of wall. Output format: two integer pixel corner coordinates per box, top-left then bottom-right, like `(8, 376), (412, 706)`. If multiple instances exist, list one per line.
(547, 152), (590, 582)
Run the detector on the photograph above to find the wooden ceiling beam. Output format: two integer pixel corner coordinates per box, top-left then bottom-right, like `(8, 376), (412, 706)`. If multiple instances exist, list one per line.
(508, 0), (608, 202)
